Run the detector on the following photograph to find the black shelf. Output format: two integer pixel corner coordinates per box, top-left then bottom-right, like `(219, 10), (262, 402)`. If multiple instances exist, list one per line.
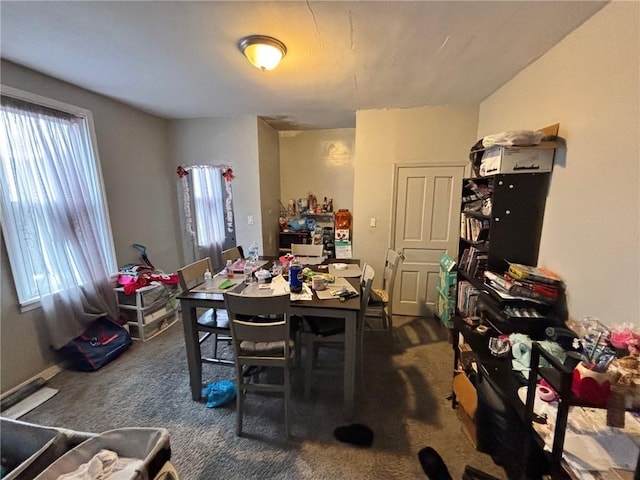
(451, 167), (568, 478)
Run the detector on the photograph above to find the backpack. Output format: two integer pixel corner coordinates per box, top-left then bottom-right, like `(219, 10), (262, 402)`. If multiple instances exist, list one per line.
(59, 316), (132, 371)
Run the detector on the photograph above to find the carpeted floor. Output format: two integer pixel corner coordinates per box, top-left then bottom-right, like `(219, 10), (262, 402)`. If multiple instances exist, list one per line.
(22, 314), (506, 480)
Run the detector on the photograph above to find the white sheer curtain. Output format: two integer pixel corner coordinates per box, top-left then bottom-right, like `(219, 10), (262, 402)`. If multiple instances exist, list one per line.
(189, 166), (226, 265)
(0, 95), (118, 349)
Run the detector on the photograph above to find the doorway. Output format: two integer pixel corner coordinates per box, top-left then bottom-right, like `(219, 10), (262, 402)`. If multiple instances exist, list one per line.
(392, 164), (465, 316)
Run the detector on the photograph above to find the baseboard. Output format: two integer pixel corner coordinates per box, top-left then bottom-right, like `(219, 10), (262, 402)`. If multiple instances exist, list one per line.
(0, 362), (66, 401)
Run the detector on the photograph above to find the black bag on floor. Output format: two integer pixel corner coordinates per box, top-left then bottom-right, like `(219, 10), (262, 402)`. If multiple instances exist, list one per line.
(59, 316), (132, 371)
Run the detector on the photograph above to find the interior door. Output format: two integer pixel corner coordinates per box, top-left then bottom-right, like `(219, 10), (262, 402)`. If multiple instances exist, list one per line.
(393, 165), (464, 316)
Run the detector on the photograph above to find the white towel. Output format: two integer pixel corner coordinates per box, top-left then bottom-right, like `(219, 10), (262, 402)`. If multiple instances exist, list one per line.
(57, 449), (143, 480)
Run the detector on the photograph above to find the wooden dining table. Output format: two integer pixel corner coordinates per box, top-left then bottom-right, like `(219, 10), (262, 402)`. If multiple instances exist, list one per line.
(177, 257), (362, 418)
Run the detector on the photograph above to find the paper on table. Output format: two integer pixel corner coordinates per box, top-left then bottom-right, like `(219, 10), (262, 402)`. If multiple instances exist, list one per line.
(270, 275), (313, 301)
(518, 387), (640, 475)
(562, 432), (639, 471)
(329, 263), (362, 278)
(241, 282), (289, 297)
(315, 277), (358, 300)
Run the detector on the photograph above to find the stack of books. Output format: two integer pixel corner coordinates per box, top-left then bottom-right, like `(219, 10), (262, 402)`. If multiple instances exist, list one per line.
(460, 213), (490, 243)
(457, 280), (480, 316)
(484, 263), (563, 304)
(459, 246), (489, 279)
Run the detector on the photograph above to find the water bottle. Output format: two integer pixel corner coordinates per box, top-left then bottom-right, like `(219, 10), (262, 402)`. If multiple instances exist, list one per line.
(243, 260), (255, 284)
(225, 260), (234, 279)
(204, 268), (213, 288)
(248, 242), (259, 262)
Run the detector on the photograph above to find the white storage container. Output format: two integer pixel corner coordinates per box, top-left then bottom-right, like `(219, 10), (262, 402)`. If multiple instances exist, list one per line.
(480, 145), (554, 176)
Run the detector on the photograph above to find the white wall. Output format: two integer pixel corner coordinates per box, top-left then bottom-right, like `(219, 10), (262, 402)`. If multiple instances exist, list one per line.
(478, 2), (640, 326)
(169, 116), (262, 261)
(279, 129), (355, 213)
(258, 118), (282, 256)
(0, 60), (176, 392)
(353, 106), (478, 279)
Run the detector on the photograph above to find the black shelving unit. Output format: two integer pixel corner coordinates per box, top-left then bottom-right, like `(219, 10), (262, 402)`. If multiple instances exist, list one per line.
(458, 173), (551, 278)
(451, 169), (566, 478)
(455, 172), (552, 318)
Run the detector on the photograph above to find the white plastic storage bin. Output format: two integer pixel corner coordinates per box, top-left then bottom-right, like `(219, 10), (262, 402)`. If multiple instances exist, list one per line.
(480, 145), (554, 176)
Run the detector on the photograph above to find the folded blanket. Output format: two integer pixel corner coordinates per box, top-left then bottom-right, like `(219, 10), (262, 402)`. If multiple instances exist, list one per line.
(57, 449), (143, 480)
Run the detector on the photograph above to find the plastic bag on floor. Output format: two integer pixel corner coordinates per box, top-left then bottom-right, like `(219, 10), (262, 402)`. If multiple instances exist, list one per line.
(202, 380), (236, 408)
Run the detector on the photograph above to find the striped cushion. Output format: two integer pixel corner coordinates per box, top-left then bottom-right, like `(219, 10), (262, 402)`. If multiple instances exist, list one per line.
(239, 339), (294, 355)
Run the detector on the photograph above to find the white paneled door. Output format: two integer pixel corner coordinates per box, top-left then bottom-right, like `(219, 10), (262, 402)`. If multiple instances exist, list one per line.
(392, 165), (465, 316)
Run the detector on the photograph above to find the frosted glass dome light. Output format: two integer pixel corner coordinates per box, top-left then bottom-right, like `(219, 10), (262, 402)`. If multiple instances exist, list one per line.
(239, 35), (287, 71)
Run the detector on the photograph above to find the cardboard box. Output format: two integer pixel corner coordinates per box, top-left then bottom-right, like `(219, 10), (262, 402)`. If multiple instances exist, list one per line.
(453, 372), (478, 446)
(456, 404), (477, 447)
(479, 143), (555, 176)
(453, 372), (478, 418)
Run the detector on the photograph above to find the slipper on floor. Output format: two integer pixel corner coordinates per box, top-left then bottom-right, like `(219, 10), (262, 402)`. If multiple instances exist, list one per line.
(333, 423), (374, 447)
(418, 446), (452, 480)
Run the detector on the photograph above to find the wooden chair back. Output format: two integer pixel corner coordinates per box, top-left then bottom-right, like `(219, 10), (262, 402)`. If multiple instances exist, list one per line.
(382, 249), (402, 303)
(177, 257), (212, 291)
(222, 246), (244, 264)
(359, 277), (374, 322)
(223, 291), (293, 437)
(224, 293), (291, 346)
(361, 263), (375, 285)
(291, 243), (323, 257)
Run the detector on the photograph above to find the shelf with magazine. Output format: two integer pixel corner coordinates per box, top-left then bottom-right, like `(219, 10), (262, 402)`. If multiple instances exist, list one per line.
(455, 173), (552, 321)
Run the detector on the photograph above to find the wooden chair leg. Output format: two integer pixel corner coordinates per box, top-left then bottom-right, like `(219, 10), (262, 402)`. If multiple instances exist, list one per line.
(284, 365), (291, 438)
(236, 382), (243, 436)
(212, 333), (219, 358)
(304, 335), (314, 399)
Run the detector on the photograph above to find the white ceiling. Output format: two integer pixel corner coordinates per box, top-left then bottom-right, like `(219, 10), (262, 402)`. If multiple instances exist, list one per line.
(1, 1), (607, 130)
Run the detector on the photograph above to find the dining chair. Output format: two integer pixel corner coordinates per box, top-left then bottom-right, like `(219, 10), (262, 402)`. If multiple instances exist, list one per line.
(177, 257), (233, 366)
(366, 249), (402, 329)
(221, 246), (244, 264)
(291, 243), (323, 257)
(302, 270), (374, 398)
(223, 292), (294, 437)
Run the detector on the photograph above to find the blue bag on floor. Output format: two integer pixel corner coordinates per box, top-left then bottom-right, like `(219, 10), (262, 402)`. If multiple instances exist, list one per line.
(202, 380), (236, 408)
(58, 316), (132, 372)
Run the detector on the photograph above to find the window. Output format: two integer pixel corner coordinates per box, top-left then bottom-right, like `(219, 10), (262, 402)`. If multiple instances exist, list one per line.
(0, 87), (117, 308)
(190, 166), (227, 251)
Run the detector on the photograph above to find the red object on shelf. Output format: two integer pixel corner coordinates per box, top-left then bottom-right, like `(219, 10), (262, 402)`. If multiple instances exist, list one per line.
(571, 362), (611, 406)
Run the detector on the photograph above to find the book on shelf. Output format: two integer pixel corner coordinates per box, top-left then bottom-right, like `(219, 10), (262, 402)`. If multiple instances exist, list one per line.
(502, 273), (560, 300)
(484, 271), (556, 304)
(457, 280), (480, 316)
(459, 248), (471, 272)
(460, 246), (487, 279)
(460, 213), (490, 243)
(507, 262), (564, 286)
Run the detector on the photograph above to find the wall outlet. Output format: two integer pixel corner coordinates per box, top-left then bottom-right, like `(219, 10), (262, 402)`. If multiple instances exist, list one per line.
(247, 215), (254, 225)
(369, 217), (376, 227)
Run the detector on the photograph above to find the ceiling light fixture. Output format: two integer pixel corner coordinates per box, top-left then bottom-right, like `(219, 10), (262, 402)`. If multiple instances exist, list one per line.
(239, 35), (287, 71)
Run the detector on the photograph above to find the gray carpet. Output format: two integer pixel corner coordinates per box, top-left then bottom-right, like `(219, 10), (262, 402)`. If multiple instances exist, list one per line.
(21, 315), (506, 480)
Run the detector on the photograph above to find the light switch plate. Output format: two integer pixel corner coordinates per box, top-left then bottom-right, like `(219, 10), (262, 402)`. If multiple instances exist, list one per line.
(369, 217), (376, 227)
(247, 215), (254, 225)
